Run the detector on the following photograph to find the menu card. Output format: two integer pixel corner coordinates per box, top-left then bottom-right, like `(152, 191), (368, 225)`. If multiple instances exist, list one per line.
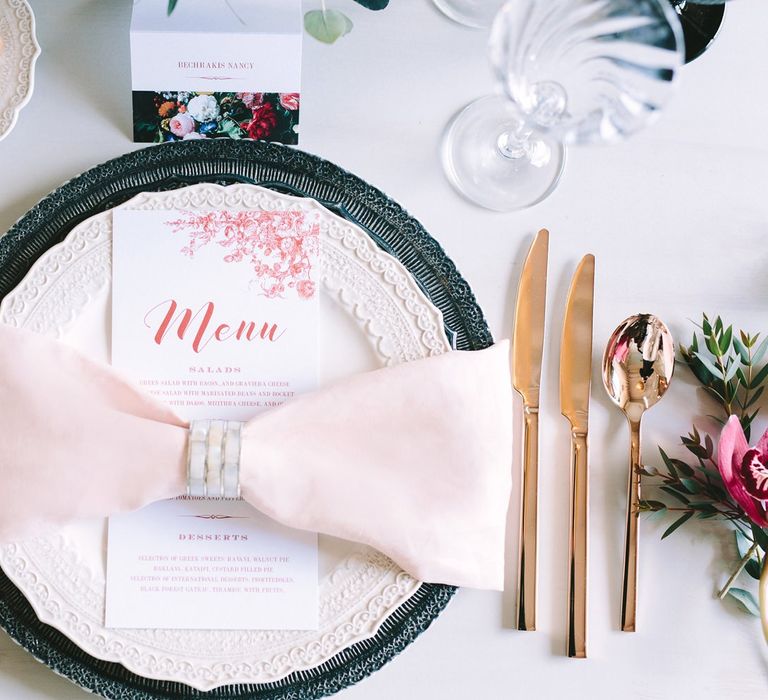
(105, 204), (320, 630)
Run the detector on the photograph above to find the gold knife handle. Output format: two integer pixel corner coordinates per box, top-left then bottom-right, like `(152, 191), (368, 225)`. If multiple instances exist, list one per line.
(516, 405), (539, 631)
(621, 419), (642, 632)
(567, 430), (588, 659)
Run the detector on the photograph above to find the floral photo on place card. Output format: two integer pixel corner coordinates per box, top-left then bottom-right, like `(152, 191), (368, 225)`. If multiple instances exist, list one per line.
(133, 91), (300, 144)
(106, 197), (320, 630)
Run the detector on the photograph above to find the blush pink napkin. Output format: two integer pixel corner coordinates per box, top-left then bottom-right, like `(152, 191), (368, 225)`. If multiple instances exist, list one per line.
(0, 325), (513, 590)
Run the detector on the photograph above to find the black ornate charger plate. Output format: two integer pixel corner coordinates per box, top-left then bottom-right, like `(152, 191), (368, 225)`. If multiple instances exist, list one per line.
(0, 140), (492, 700)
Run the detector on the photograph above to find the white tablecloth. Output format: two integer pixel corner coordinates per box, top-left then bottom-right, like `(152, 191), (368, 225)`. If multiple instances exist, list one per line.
(1, 1), (767, 698)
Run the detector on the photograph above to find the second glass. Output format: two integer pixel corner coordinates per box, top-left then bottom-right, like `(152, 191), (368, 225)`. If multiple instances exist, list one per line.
(442, 0), (686, 211)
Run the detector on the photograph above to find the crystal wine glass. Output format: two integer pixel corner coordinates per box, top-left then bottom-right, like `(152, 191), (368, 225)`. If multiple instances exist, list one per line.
(442, 0), (686, 211)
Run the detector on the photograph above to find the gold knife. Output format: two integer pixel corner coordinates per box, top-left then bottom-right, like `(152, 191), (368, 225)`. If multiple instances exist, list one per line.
(559, 254), (595, 659)
(512, 228), (549, 632)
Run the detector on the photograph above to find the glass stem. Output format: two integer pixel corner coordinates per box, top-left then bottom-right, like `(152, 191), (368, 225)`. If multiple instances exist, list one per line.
(497, 126), (532, 160)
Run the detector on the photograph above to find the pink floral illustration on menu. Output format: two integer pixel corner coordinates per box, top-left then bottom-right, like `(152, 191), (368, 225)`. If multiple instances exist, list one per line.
(165, 209), (320, 300)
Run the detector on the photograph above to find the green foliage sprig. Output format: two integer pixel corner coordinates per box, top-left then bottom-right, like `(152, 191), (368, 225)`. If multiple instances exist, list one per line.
(641, 314), (768, 615)
(681, 315), (768, 440)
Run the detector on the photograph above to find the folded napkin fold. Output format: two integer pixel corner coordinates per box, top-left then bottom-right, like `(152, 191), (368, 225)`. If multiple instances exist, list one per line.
(0, 325), (513, 590)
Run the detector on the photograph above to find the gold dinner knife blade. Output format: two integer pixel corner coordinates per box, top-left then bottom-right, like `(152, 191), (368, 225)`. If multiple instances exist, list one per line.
(559, 254), (595, 659)
(511, 228), (549, 632)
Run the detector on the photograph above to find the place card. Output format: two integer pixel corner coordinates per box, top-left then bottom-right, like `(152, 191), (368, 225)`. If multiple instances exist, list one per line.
(106, 202), (320, 629)
(130, 0), (302, 144)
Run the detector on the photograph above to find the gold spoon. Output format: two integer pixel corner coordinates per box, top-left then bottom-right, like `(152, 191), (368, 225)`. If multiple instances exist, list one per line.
(602, 314), (675, 632)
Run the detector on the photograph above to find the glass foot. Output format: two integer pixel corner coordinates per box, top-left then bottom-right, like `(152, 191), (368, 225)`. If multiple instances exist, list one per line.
(431, 0), (504, 29)
(442, 95), (566, 212)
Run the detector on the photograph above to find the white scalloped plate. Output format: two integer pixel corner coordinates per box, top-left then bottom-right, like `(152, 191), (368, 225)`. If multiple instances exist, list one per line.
(0, 0), (40, 142)
(0, 184), (452, 691)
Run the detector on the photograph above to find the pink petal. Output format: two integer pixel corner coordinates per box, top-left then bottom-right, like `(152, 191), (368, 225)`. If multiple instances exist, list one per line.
(718, 416), (768, 527)
(756, 425), (768, 457)
(718, 415), (749, 482)
(741, 449), (768, 500)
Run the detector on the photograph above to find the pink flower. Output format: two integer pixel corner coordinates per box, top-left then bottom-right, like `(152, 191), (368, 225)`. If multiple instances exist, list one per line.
(243, 103), (277, 140)
(279, 93), (300, 111)
(237, 92), (264, 109)
(169, 112), (195, 138)
(296, 279), (315, 300)
(718, 415), (768, 527)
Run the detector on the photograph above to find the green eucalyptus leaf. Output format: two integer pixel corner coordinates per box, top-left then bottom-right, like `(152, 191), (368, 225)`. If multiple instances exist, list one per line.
(751, 524), (768, 551)
(304, 9), (353, 44)
(702, 316), (712, 336)
(720, 326), (733, 354)
(671, 458), (695, 477)
(746, 386), (765, 410)
(733, 335), (750, 365)
(688, 502), (717, 513)
(706, 481), (728, 500)
(752, 336), (768, 366)
(745, 558), (762, 580)
(704, 336), (720, 358)
(659, 448), (678, 479)
(703, 386), (727, 405)
(694, 352), (723, 379)
(642, 500), (667, 511)
(704, 434), (714, 458)
(688, 358), (713, 386)
(740, 330), (750, 346)
(353, 0), (389, 8)
(167, 0), (178, 15)
(749, 362), (768, 390)
(660, 485), (690, 505)
(735, 529), (752, 559)
(662, 511), (693, 539)
(743, 410), (760, 440)
(724, 359), (740, 384)
(685, 442), (709, 460)
(727, 588), (760, 616)
(681, 478), (701, 494)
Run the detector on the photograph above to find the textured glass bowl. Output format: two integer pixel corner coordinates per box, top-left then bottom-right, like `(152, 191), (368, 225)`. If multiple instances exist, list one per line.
(442, 0), (685, 211)
(490, 0), (685, 145)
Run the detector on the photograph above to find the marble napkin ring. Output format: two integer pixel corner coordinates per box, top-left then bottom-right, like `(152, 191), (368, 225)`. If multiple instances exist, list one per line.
(187, 420), (243, 498)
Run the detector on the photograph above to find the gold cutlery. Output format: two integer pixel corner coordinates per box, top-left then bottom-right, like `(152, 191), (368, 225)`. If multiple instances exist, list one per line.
(512, 228), (549, 631)
(560, 254), (595, 659)
(602, 314), (675, 632)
